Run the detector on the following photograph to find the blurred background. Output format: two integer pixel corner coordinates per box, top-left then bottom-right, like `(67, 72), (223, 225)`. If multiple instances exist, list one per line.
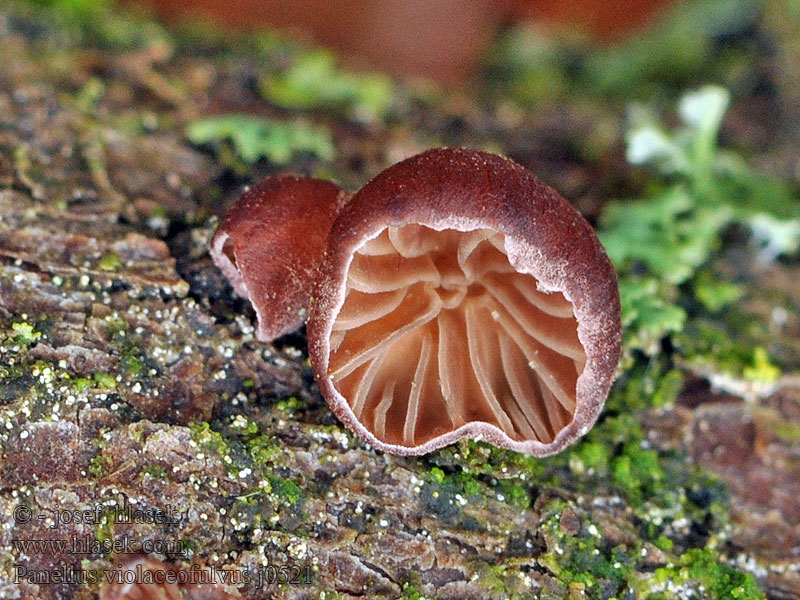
(122, 0), (676, 83)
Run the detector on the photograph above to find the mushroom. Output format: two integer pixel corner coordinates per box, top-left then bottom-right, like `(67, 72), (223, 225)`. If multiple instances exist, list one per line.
(210, 175), (348, 342)
(212, 148), (621, 456)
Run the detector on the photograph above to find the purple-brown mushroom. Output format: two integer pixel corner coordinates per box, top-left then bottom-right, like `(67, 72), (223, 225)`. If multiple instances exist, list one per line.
(213, 148), (621, 456)
(210, 175), (348, 342)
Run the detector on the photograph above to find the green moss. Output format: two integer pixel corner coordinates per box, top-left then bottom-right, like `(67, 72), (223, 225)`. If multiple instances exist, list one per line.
(260, 49), (393, 123)
(97, 252), (121, 271)
(189, 422), (230, 457)
(537, 497), (758, 600)
(569, 441), (610, 477)
(774, 421), (800, 443)
(429, 467), (446, 484)
(427, 364), (725, 541)
(474, 564), (508, 596)
(11, 322), (42, 345)
(104, 314), (129, 337)
(190, 418), (308, 527)
(654, 535), (674, 552)
(93, 510), (115, 558)
(401, 583), (433, 600)
(122, 352), (145, 377)
(650, 368), (685, 408)
(611, 443), (666, 507)
(141, 464), (167, 480)
(71, 77), (106, 112)
(73, 377), (92, 392)
(274, 396), (308, 413)
(742, 347), (780, 383)
(88, 452), (112, 477)
(422, 455), (532, 520)
(266, 475), (304, 507)
(247, 434), (281, 467)
(419, 479), (475, 525)
(653, 548), (764, 599)
(539, 500), (638, 599)
(494, 480), (530, 509)
(186, 114), (335, 168)
(232, 416), (260, 437)
(92, 372), (116, 389)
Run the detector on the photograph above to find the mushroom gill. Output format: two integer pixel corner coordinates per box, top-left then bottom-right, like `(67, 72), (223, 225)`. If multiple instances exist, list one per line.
(328, 224), (586, 448)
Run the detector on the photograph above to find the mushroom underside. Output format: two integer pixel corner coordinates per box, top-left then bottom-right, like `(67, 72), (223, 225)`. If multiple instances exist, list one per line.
(328, 224), (587, 448)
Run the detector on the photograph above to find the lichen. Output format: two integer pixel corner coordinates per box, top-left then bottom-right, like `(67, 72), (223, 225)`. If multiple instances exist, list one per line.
(11, 322), (42, 346)
(539, 500), (638, 599)
(186, 114), (336, 171)
(401, 583), (433, 600)
(678, 319), (782, 383)
(274, 396), (308, 414)
(92, 372), (116, 389)
(189, 422), (232, 464)
(259, 49), (394, 123)
(649, 548), (763, 599)
(97, 252), (121, 271)
(601, 85), (798, 368)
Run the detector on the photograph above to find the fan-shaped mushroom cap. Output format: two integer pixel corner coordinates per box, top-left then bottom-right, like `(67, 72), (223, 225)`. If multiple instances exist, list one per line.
(308, 148), (621, 456)
(210, 176), (348, 342)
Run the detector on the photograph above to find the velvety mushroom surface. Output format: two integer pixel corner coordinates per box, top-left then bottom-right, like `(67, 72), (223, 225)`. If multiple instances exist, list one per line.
(328, 224), (586, 448)
(209, 176), (347, 342)
(309, 148), (620, 456)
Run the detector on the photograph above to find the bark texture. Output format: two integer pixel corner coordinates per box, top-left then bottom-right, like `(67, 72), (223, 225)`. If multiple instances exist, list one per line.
(1, 2), (798, 599)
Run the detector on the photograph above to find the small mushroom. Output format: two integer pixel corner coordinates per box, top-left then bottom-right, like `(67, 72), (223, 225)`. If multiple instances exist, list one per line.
(210, 175), (348, 342)
(212, 149), (621, 456)
(309, 148), (620, 455)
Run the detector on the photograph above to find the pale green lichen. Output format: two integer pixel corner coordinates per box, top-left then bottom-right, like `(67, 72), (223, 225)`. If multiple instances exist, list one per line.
(692, 270), (743, 313)
(601, 84), (797, 376)
(617, 277), (686, 359)
(97, 252), (121, 271)
(679, 320), (782, 383)
(186, 114), (335, 170)
(259, 49), (394, 123)
(141, 464), (168, 480)
(600, 187), (728, 286)
(488, 0), (762, 103)
(648, 548), (763, 599)
(11, 322), (42, 346)
(92, 372), (116, 389)
(742, 347), (780, 383)
(274, 396), (308, 414)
